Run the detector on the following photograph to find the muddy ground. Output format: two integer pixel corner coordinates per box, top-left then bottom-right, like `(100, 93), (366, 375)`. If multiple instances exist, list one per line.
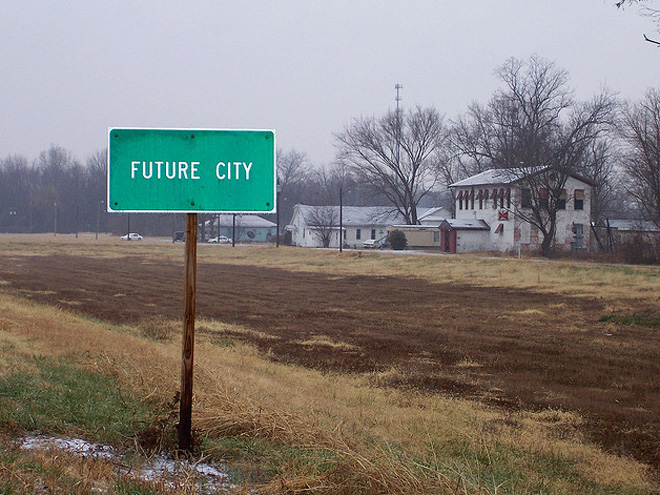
(1, 252), (658, 470)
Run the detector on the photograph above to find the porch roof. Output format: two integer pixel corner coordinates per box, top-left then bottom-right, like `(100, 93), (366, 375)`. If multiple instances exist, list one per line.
(439, 219), (490, 231)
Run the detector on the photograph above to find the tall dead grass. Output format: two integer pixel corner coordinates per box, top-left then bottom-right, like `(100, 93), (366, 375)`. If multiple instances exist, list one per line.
(0, 290), (654, 494)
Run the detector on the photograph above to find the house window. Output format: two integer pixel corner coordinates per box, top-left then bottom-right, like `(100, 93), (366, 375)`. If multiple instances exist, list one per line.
(492, 189), (498, 209)
(521, 189), (532, 208)
(371, 229), (376, 240)
(506, 188), (511, 209)
(499, 189), (505, 209)
(356, 228), (361, 240)
(539, 189), (549, 209)
(574, 189), (584, 210)
(478, 190), (483, 209)
(433, 231), (440, 243)
(470, 189), (475, 209)
(343, 229), (346, 240)
(558, 189), (567, 210)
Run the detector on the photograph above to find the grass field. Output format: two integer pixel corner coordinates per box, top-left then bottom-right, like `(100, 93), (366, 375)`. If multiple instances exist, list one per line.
(0, 234), (658, 494)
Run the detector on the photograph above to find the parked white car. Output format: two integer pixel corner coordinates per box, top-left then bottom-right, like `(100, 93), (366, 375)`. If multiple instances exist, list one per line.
(208, 235), (232, 244)
(120, 232), (143, 241)
(363, 239), (378, 248)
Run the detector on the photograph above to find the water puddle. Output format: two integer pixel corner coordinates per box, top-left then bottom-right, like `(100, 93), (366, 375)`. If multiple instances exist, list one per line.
(20, 435), (232, 493)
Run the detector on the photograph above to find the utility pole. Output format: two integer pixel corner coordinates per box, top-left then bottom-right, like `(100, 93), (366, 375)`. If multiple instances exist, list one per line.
(232, 214), (236, 247)
(276, 183), (281, 247)
(96, 200), (104, 240)
(339, 186), (343, 253)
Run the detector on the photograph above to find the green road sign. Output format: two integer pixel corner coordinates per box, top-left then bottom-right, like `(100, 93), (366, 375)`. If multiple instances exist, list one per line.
(108, 128), (276, 213)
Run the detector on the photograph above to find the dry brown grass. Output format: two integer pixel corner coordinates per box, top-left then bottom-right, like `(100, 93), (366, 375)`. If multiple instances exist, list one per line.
(0, 288), (655, 494)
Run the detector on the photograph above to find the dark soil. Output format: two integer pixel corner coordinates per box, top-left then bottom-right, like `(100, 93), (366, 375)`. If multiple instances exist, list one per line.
(1, 253), (659, 471)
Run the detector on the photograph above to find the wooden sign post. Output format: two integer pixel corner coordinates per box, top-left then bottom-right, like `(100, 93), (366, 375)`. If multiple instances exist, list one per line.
(179, 213), (197, 451)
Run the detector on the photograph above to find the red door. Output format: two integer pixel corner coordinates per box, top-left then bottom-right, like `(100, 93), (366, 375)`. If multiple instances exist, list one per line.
(441, 229), (457, 253)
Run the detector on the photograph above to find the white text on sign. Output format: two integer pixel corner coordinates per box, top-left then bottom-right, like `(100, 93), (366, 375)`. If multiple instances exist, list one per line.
(215, 162), (252, 180)
(131, 161), (200, 180)
(129, 161), (253, 181)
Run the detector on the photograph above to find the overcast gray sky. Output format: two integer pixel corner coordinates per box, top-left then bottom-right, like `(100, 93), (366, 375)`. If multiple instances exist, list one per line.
(1, 1), (658, 167)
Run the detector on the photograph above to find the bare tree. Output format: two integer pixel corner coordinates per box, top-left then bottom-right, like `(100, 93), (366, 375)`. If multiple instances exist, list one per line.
(615, 1), (660, 44)
(616, 0), (659, 14)
(619, 89), (660, 228)
(575, 139), (621, 223)
(335, 106), (447, 225)
(454, 56), (616, 256)
(277, 149), (313, 225)
(32, 146), (83, 233)
(445, 102), (498, 183)
(0, 155), (33, 232)
(312, 164), (357, 206)
(306, 206), (338, 248)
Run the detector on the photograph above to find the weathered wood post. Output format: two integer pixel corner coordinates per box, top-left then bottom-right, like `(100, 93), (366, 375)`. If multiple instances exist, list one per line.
(179, 212), (197, 450)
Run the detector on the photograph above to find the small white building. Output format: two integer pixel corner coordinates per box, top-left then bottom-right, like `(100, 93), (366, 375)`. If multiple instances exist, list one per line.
(206, 214), (277, 243)
(286, 205), (445, 248)
(448, 169), (593, 254)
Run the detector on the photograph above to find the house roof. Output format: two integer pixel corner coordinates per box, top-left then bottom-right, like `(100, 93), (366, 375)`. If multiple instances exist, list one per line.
(439, 219), (491, 230)
(450, 169), (525, 188)
(601, 219), (660, 232)
(417, 206), (450, 224)
(449, 167), (595, 188)
(207, 214), (276, 228)
(294, 205), (443, 227)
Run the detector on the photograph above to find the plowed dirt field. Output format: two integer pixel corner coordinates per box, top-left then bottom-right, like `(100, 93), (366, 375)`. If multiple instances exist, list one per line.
(1, 250), (658, 471)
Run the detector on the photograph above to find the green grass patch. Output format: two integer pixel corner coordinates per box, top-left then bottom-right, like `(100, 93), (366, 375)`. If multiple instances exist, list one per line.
(415, 439), (650, 495)
(202, 435), (337, 485)
(599, 311), (660, 328)
(0, 356), (157, 445)
(114, 480), (158, 495)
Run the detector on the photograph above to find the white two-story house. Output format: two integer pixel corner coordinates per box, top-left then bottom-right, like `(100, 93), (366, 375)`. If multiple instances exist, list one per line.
(447, 168), (593, 254)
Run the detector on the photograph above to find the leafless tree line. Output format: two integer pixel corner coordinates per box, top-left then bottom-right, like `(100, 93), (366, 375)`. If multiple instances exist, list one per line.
(3, 54), (660, 248)
(0, 147), (107, 234)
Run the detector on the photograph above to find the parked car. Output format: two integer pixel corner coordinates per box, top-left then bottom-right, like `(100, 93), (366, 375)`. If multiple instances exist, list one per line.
(120, 232), (143, 241)
(208, 235), (232, 244)
(363, 239), (377, 248)
(172, 231), (185, 243)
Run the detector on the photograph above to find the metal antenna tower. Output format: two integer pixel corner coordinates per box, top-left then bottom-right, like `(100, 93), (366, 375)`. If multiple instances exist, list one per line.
(395, 84), (403, 169)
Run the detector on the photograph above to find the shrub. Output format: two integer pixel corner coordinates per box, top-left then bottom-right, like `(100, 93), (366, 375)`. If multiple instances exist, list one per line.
(388, 230), (407, 250)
